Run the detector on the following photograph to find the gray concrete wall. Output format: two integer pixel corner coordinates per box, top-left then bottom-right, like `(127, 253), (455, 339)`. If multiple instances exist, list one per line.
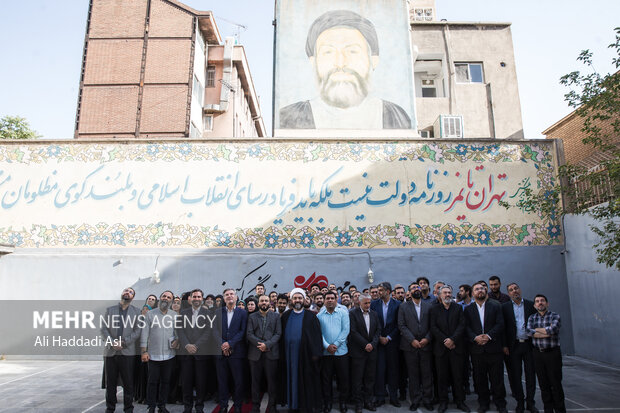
(564, 213), (620, 365)
(0, 244), (574, 354)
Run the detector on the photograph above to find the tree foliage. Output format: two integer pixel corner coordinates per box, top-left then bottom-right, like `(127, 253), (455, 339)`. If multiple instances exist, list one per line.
(0, 115), (41, 140)
(507, 27), (620, 269)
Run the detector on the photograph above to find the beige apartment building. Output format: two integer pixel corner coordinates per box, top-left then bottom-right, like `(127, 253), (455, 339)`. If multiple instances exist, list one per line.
(410, 0), (524, 139)
(74, 0), (266, 139)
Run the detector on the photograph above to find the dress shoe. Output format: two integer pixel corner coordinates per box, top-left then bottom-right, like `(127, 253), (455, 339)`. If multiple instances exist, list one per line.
(390, 399), (401, 408)
(340, 402), (348, 413)
(456, 402), (471, 412)
(409, 403), (419, 411)
(422, 402), (434, 411)
(364, 402), (376, 412)
(437, 402), (447, 413)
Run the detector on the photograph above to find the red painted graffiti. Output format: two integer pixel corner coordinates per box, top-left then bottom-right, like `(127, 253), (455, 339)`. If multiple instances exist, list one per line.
(294, 272), (328, 289)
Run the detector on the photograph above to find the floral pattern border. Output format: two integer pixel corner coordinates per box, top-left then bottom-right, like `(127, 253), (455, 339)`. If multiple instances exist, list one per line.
(0, 141), (561, 248)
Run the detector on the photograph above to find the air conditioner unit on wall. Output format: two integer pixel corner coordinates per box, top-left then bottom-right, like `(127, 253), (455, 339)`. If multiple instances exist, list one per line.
(433, 115), (464, 138)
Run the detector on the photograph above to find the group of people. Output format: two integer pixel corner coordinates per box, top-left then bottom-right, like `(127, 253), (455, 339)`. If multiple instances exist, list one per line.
(101, 276), (565, 413)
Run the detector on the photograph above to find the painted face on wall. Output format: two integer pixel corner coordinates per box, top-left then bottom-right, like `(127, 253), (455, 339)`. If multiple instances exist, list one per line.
(312, 27), (378, 109)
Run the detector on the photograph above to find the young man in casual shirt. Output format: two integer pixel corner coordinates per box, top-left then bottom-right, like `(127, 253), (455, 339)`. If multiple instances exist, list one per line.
(527, 294), (565, 413)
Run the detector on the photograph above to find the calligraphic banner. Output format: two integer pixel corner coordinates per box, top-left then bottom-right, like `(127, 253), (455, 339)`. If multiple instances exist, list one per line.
(0, 140), (561, 248)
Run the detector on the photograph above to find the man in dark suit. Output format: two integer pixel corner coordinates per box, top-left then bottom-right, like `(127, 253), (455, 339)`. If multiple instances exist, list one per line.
(370, 281), (401, 407)
(176, 289), (212, 413)
(215, 288), (248, 413)
(464, 281), (507, 413)
(397, 282), (434, 411)
(502, 283), (539, 413)
(349, 294), (380, 413)
(247, 294), (282, 413)
(430, 285), (471, 413)
(101, 287), (142, 413)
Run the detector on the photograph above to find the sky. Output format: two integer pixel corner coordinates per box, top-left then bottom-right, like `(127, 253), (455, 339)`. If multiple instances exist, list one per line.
(0, 0), (618, 139)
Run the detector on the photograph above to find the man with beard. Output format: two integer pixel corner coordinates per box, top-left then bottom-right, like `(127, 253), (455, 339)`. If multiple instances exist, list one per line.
(247, 295), (282, 413)
(176, 289), (212, 413)
(430, 286), (471, 413)
(416, 277), (434, 303)
(277, 293), (290, 315)
(527, 295), (565, 413)
(392, 284), (407, 402)
(215, 288), (248, 413)
(311, 292), (325, 313)
(464, 282), (507, 413)
(281, 288), (323, 413)
(141, 290), (179, 413)
(279, 10), (411, 130)
(340, 291), (352, 309)
(398, 283), (433, 411)
(502, 283), (538, 413)
(370, 282), (401, 407)
(488, 276), (511, 303)
(101, 287), (141, 413)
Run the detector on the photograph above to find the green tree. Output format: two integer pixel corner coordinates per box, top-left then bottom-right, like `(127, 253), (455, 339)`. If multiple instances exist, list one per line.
(507, 27), (620, 269)
(0, 115), (41, 140)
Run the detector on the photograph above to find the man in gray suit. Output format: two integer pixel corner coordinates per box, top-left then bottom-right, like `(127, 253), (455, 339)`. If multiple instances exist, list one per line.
(398, 282), (434, 411)
(101, 287), (141, 413)
(247, 294), (282, 413)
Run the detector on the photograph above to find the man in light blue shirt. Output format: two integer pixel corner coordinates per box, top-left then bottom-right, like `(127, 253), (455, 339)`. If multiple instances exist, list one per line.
(317, 291), (351, 413)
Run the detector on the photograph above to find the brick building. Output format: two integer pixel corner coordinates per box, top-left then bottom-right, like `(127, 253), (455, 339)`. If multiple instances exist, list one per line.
(74, 0), (266, 139)
(543, 105), (619, 208)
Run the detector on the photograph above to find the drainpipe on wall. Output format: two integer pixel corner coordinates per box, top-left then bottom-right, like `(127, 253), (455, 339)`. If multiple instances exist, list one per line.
(441, 23), (455, 114)
(486, 83), (497, 139)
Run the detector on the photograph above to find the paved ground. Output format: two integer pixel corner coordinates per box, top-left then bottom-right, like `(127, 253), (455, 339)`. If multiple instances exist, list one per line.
(0, 356), (619, 413)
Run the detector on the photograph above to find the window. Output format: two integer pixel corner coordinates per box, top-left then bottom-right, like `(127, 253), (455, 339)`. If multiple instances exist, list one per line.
(411, 8), (434, 22)
(414, 59), (445, 98)
(203, 115), (213, 132)
(421, 79), (437, 97)
(193, 74), (204, 106)
(455, 63), (484, 83)
(190, 122), (200, 139)
(206, 65), (216, 87)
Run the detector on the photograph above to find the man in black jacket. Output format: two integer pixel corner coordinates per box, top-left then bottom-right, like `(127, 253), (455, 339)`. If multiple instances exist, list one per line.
(247, 294), (282, 413)
(464, 281), (507, 413)
(177, 289), (213, 413)
(430, 286), (470, 413)
(397, 283), (433, 411)
(502, 283), (539, 413)
(349, 294), (380, 413)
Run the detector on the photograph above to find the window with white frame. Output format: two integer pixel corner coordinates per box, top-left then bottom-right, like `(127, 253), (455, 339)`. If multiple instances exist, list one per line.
(193, 74), (204, 106)
(455, 63), (484, 83)
(414, 59), (445, 98)
(206, 65), (216, 87)
(203, 114), (213, 132)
